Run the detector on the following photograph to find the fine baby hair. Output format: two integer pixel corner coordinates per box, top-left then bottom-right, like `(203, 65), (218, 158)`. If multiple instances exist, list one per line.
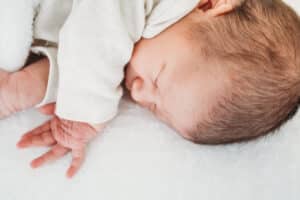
(188, 0), (300, 144)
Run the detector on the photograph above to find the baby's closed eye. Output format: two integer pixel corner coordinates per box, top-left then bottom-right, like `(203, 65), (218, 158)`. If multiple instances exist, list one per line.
(153, 63), (166, 89)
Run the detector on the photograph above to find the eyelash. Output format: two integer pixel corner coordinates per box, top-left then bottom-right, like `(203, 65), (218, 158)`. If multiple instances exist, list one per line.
(154, 64), (166, 88)
(154, 76), (159, 88)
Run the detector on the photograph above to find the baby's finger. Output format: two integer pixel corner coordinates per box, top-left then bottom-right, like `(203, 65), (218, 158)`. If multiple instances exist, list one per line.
(17, 131), (56, 148)
(30, 144), (69, 168)
(66, 149), (85, 178)
(21, 120), (51, 139)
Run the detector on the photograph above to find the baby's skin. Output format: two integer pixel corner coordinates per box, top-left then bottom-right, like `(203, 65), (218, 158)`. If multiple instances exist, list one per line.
(0, 59), (49, 119)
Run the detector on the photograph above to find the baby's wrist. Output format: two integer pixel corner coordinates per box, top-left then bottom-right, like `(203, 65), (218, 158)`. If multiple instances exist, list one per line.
(90, 122), (107, 132)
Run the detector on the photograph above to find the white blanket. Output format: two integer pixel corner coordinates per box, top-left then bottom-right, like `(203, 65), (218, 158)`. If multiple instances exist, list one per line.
(0, 1), (300, 199)
(1, 95), (299, 199)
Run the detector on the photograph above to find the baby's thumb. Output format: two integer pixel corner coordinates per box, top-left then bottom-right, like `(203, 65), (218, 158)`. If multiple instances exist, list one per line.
(38, 103), (56, 115)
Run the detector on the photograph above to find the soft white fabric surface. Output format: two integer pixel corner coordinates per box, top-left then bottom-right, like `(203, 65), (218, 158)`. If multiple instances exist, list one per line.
(0, 1), (299, 200)
(1, 95), (299, 200)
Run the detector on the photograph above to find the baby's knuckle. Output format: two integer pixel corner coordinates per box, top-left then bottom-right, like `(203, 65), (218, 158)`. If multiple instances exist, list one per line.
(52, 146), (66, 156)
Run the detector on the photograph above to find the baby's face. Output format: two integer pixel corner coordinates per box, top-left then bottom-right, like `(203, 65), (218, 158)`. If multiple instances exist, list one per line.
(125, 13), (226, 139)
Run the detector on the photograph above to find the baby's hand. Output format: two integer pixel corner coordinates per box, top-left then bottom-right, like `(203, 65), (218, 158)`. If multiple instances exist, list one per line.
(17, 104), (105, 178)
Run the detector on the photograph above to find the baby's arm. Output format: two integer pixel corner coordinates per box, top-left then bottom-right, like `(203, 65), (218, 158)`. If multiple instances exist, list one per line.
(21, 1), (150, 177)
(0, 58), (49, 119)
(55, 0), (147, 124)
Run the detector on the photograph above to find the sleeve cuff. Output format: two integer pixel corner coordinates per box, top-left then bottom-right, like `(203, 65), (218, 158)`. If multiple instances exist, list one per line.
(31, 46), (58, 107)
(55, 87), (123, 124)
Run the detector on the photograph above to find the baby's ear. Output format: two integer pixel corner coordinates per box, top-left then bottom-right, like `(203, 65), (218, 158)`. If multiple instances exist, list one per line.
(197, 0), (242, 17)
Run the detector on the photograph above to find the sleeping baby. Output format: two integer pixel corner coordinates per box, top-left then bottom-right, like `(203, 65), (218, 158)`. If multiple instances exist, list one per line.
(0, 0), (300, 178)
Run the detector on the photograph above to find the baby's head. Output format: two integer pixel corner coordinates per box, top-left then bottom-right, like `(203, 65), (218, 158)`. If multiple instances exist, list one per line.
(125, 0), (300, 144)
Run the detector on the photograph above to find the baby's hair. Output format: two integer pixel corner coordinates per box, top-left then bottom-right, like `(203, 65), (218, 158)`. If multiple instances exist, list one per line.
(189, 0), (300, 144)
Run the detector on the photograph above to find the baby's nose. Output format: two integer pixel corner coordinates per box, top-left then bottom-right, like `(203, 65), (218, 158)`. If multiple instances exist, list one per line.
(130, 78), (155, 106)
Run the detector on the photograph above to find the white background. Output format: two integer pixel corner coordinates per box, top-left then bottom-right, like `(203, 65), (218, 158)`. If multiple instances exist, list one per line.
(285, 0), (300, 12)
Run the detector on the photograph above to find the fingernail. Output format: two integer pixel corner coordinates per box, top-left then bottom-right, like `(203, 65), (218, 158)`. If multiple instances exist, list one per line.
(30, 161), (39, 168)
(66, 173), (73, 179)
(16, 141), (25, 148)
(66, 170), (75, 179)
